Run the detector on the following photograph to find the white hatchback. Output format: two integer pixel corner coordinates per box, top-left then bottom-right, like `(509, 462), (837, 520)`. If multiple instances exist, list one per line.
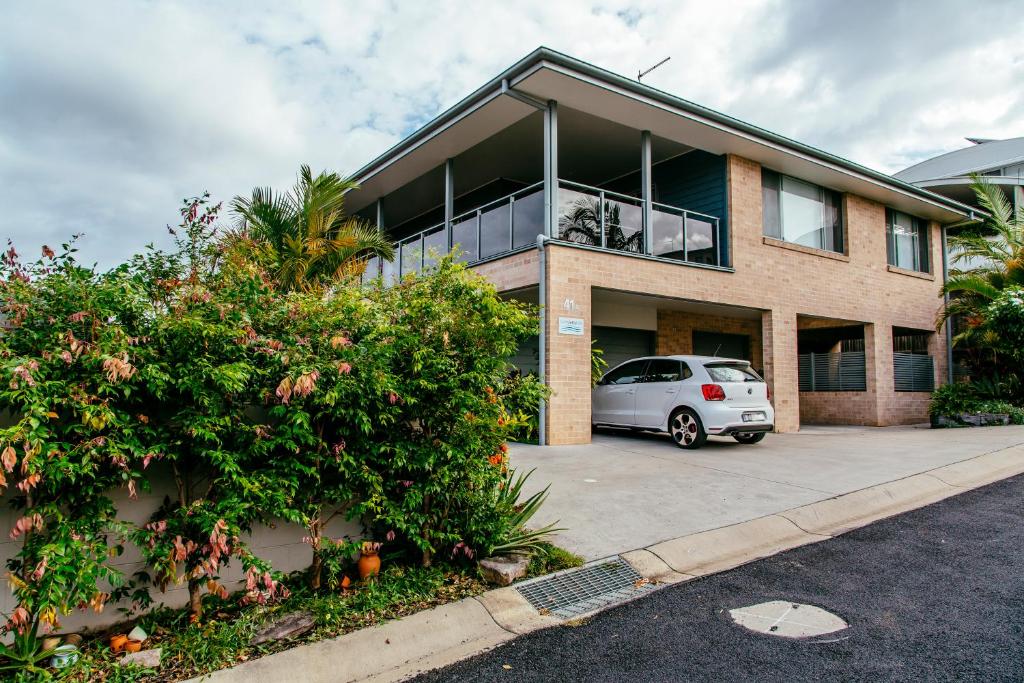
(592, 355), (774, 449)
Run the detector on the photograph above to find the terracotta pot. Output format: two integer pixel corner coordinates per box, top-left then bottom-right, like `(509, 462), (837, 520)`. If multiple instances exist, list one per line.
(109, 634), (128, 652)
(358, 551), (381, 580)
(123, 639), (143, 653)
(41, 636), (61, 651)
(340, 575), (352, 590)
(63, 633), (83, 647)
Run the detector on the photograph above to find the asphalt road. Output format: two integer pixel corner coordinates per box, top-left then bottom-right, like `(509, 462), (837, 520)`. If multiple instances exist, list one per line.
(415, 474), (1024, 682)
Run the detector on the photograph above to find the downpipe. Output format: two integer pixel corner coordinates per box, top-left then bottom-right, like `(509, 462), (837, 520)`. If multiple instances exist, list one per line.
(537, 234), (547, 446)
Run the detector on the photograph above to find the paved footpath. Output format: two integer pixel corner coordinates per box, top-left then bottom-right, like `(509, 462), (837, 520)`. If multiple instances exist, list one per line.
(415, 473), (1024, 682)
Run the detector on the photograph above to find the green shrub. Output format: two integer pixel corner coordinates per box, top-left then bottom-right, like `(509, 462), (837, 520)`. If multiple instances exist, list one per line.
(985, 287), (1024, 362)
(357, 258), (541, 566)
(0, 194), (553, 672)
(930, 381), (1024, 424)
(929, 382), (981, 417)
(498, 371), (549, 443)
(477, 468), (560, 558)
(0, 239), (152, 651)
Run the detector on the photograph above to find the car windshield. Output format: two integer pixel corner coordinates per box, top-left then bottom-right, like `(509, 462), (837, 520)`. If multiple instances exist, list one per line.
(704, 362), (763, 383)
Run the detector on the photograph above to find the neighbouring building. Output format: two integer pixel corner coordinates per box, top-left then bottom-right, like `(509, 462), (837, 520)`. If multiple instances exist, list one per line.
(895, 136), (1024, 211)
(345, 48), (974, 445)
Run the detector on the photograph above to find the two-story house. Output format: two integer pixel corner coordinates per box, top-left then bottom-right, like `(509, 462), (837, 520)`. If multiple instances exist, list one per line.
(345, 48), (973, 445)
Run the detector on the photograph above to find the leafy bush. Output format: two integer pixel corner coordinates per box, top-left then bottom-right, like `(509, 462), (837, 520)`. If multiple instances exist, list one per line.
(356, 259), (539, 566)
(0, 239), (152, 645)
(0, 188), (552, 672)
(929, 382), (980, 418)
(929, 381), (1024, 424)
(985, 287), (1024, 363)
(498, 372), (549, 443)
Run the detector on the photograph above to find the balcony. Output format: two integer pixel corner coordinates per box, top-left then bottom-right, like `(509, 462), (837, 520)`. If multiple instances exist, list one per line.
(362, 179), (722, 282)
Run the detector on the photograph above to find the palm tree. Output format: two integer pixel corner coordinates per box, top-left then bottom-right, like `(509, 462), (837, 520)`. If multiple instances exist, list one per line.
(231, 165), (394, 291)
(939, 175), (1024, 354)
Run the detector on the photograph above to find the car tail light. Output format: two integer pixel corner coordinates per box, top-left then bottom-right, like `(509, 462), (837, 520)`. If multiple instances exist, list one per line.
(701, 384), (726, 401)
(767, 385), (772, 401)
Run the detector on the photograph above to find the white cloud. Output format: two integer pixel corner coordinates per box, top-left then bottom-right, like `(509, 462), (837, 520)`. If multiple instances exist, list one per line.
(1, 0), (1022, 267)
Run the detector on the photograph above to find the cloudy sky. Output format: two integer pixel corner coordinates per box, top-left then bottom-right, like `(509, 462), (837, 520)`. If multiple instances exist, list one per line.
(2, 0), (1022, 267)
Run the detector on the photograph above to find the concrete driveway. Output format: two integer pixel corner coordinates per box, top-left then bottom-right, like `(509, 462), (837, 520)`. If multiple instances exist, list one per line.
(512, 424), (1024, 560)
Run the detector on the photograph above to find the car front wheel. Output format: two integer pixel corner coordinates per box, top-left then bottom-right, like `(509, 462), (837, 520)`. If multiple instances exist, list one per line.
(733, 432), (766, 445)
(669, 408), (706, 450)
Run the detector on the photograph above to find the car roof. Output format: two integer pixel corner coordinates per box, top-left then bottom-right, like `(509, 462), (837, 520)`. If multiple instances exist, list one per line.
(613, 355), (751, 365)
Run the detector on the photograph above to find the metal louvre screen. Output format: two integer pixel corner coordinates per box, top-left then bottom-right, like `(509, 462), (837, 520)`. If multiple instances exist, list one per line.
(798, 351), (866, 392)
(893, 353), (935, 392)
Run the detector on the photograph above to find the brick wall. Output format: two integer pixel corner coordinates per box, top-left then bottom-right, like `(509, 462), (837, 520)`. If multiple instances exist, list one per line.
(655, 310), (762, 366)
(475, 154), (950, 444)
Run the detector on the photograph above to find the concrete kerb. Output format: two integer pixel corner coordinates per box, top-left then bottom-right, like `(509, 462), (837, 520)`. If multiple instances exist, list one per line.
(189, 443), (1024, 683)
(646, 514), (829, 577)
(186, 597), (512, 683)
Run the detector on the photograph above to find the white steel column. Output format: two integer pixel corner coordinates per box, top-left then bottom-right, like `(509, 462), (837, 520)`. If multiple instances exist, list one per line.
(543, 100), (558, 237)
(641, 129), (653, 254)
(444, 158), (454, 235)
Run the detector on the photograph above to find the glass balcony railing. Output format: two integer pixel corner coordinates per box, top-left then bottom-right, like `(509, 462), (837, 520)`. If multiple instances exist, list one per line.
(361, 179), (722, 282)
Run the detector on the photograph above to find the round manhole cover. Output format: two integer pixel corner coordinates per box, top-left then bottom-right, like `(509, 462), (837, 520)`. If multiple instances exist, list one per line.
(728, 600), (848, 638)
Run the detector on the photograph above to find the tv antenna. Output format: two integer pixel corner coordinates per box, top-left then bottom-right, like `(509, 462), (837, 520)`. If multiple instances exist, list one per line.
(637, 56), (670, 81)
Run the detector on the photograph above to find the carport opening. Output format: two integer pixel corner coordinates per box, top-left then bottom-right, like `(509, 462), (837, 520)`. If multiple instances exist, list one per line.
(797, 316), (868, 426)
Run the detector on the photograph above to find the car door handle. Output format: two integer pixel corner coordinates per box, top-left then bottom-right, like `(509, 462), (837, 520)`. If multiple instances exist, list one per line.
(626, 389), (635, 394)
(665, 388), (678, 394)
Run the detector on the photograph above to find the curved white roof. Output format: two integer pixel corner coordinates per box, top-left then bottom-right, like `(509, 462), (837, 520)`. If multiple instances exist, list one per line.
(896, 137), (1024, 183)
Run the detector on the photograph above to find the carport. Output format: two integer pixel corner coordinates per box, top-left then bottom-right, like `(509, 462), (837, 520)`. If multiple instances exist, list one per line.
(591, 288), (765, 373)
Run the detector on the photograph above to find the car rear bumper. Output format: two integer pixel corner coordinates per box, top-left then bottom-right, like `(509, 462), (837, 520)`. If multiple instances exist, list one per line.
(701, 403), (775, 436)
(711, 423), (774, 436)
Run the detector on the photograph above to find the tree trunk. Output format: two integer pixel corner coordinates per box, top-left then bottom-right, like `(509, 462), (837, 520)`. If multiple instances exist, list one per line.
(421, 548), (432, 568)
(310, 552), (323, 590)
(188, 580), (203, 622)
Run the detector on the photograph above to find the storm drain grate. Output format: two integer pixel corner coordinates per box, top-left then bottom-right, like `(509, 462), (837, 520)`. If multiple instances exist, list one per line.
(516, 557), (655, 619)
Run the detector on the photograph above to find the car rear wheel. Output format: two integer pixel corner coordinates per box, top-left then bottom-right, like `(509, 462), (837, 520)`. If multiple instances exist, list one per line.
(669, 408), (706, 450)
(733, 432), (766, 445)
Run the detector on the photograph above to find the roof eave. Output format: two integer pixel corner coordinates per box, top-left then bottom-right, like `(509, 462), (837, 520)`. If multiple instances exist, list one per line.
(352, 47), (974, 219)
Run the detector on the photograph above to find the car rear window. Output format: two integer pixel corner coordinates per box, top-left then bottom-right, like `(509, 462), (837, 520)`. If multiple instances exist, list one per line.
(704, 362), (763, 383)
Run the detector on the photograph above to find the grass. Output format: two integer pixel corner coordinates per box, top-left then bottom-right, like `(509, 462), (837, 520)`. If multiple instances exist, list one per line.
(58, 544), (583, 682)
(527, 542), (585, 577)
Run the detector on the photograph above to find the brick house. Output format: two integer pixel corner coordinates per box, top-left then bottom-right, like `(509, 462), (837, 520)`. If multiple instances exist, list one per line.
(345, 48), (973, 445)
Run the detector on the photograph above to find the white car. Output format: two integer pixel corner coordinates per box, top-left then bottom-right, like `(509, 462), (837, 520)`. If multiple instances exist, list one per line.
(592, 355), (774, 449)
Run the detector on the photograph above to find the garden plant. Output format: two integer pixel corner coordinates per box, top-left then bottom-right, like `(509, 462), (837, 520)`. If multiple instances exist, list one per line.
(0, 167), (562, 678)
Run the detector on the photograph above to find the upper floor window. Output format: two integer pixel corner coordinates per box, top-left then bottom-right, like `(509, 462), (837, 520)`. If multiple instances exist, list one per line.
(762, 169), (844, 253)
(886, 209), (929, 273)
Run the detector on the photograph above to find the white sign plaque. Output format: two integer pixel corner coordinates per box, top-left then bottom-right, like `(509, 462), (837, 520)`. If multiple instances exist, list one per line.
(557, 316), (585, 336)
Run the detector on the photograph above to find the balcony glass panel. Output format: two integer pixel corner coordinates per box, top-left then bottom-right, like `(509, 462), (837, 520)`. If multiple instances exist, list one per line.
(381, 256), (397, 285)
(400, 236), (422, 277)
(512, 188), (544, 250)
(685, 215), (717, 265)
(451, 215), (478, 263)
(362, 256), (380, 283)
(604, 196), (643, 253)
(558, 188), (600, 246)
(479, 202), (511, 259)
(651, 206), (684, 260)
(422, 226), (447, 269)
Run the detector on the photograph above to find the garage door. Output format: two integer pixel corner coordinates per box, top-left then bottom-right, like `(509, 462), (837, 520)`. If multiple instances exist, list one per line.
(692, 330), (750, 361)
(592, 326), (656, 371)
(510, 335), (539, 376)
